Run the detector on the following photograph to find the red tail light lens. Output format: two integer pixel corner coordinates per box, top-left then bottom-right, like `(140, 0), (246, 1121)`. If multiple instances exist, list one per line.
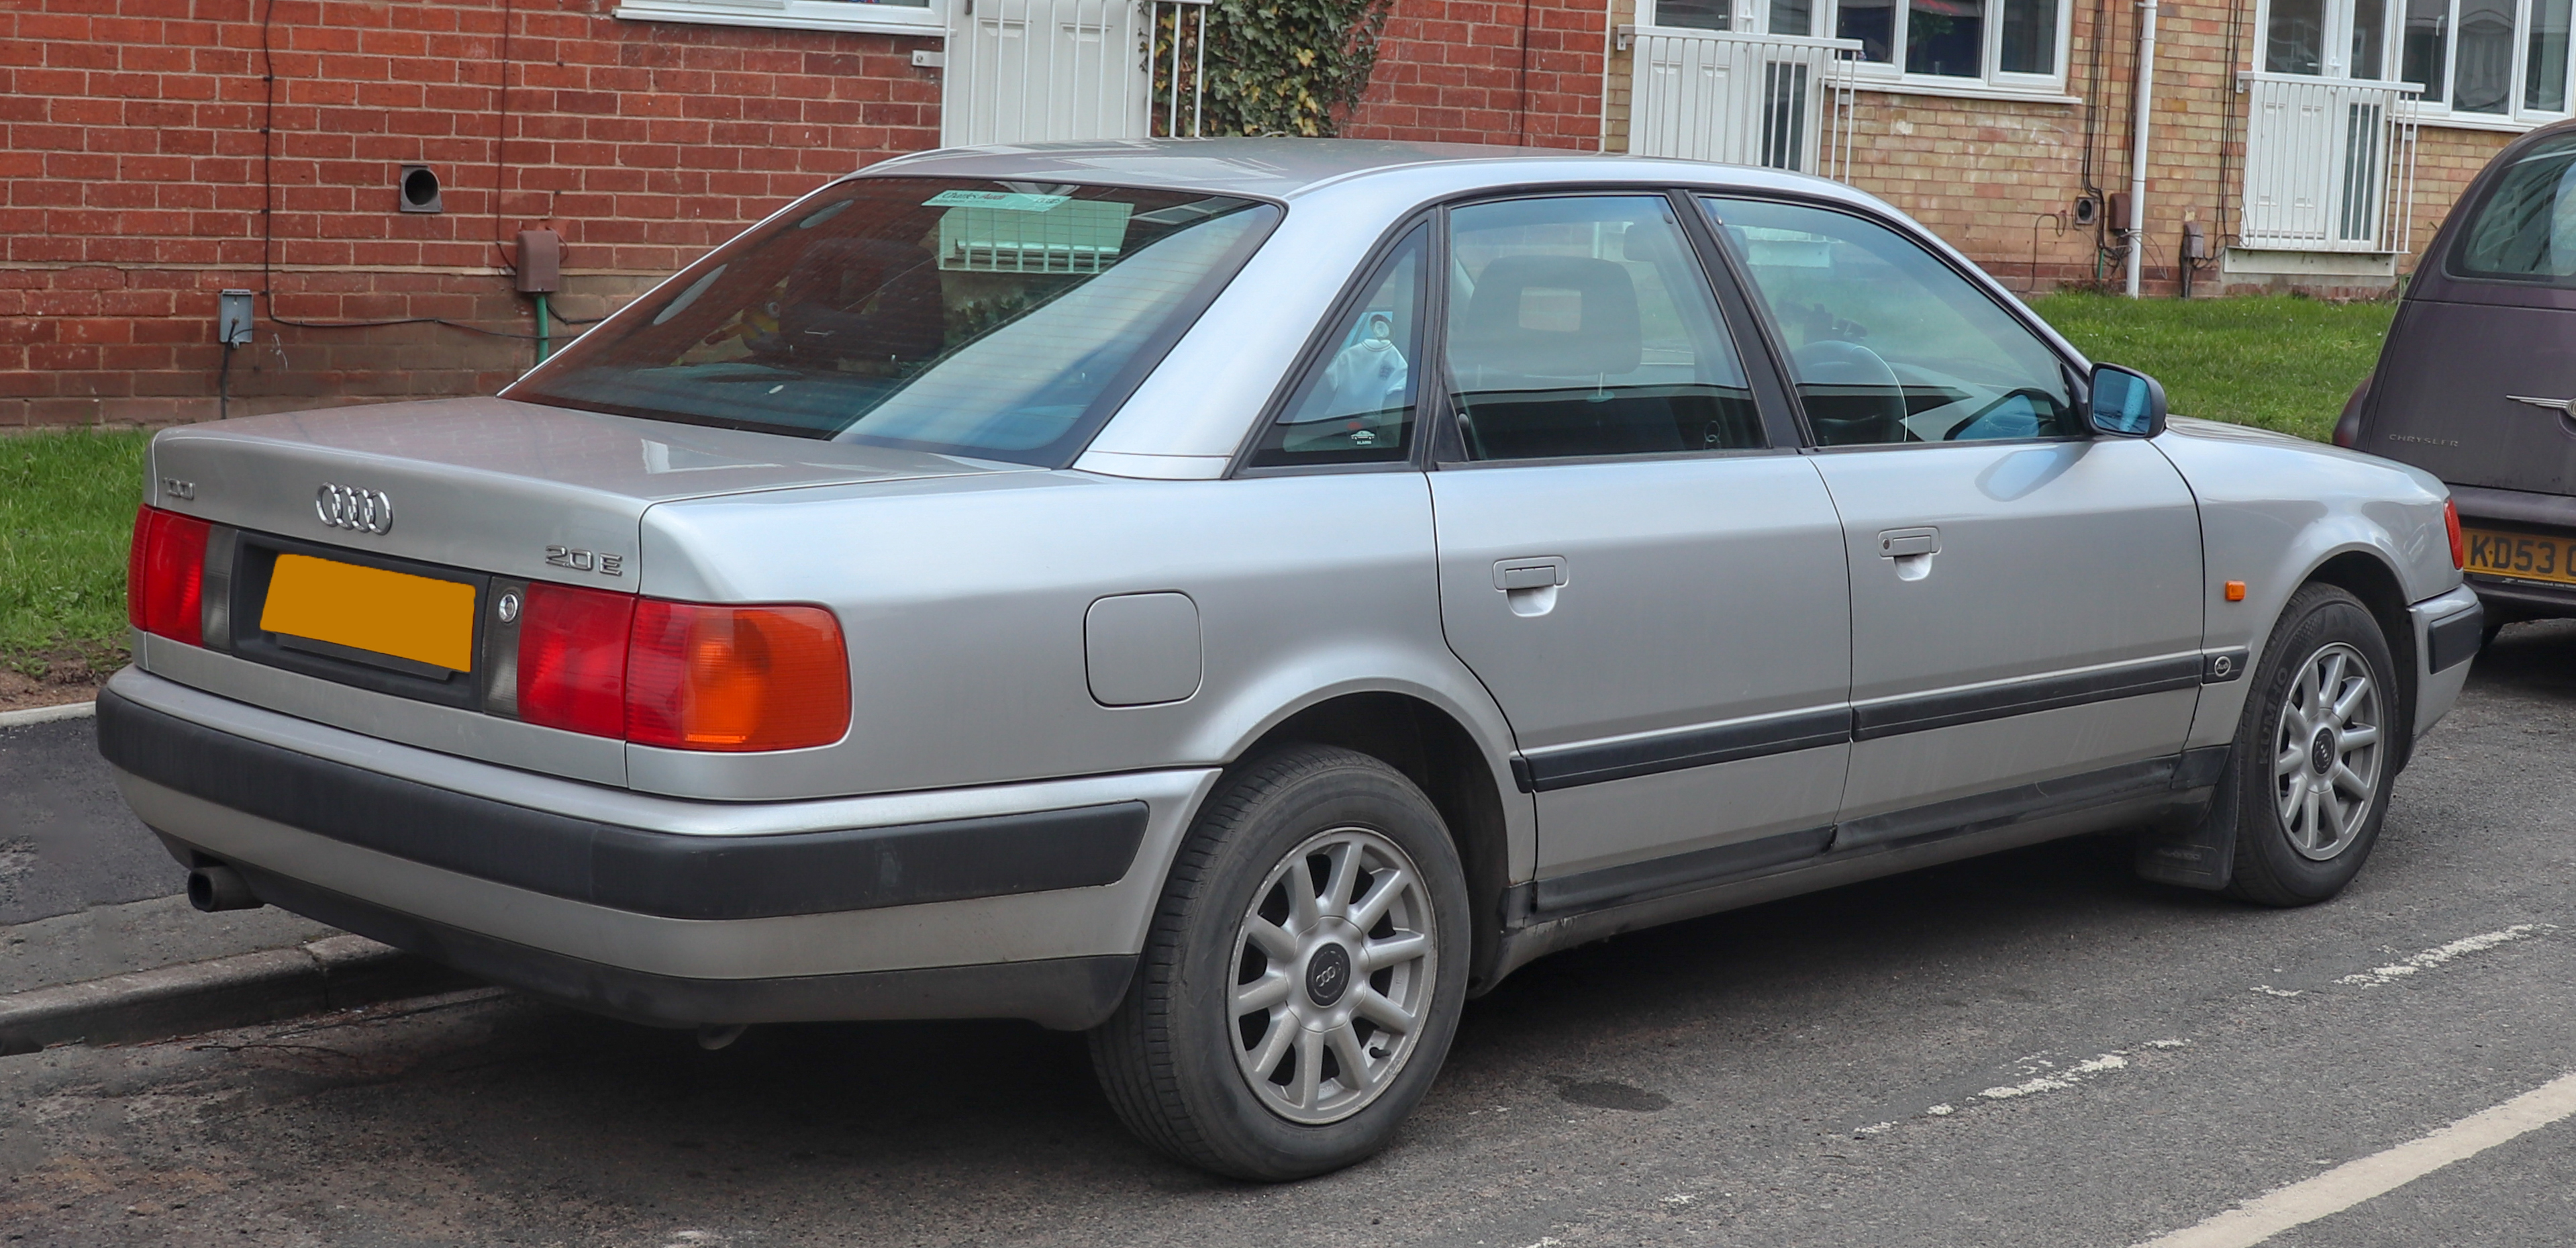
(626, 600), (850, 752)
(517, 581), (635, 738)
(127, 506), (209, 645)
(2445, 498), (2466, 571)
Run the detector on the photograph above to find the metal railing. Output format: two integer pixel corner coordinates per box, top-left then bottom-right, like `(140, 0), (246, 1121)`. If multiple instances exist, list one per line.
(939, 0), (1208, 148)
(2238, 72), (2422, 253)
(1621, 27), (1861, 180)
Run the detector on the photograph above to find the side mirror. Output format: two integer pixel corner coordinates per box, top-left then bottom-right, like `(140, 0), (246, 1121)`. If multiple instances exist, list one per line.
(2089, 363), (2167, 438)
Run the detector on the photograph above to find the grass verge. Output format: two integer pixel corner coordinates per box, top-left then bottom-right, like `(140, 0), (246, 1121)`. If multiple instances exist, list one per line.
(1, 430), (148, 704)
(2028, 292), (2394, 442)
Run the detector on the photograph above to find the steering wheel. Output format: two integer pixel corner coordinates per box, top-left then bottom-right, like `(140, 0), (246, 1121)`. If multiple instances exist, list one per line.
(1792, 340), (1908, 446)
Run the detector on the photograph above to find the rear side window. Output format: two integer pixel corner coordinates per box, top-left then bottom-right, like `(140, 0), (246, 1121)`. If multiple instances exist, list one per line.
(1248, 226), (1428, 468)
(510, 179), (1277, 467)
(2453, 134), (2576, 285)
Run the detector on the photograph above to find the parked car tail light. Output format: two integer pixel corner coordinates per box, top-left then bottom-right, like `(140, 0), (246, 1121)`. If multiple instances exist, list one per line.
(626, 601), (850, 752)
(517, 581), (635, 738)
(2445, 498), (2466, 571)
(2332, 374), (2372, 448)
(127, 506), (209, 645)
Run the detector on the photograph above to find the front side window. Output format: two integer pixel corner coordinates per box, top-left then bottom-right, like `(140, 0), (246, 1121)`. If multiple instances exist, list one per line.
(1444, 196), (1764, 462)
(2453, 132), (2576, 281)
(512, 179), (1276, 467)
(1705, 197), (2080, 446)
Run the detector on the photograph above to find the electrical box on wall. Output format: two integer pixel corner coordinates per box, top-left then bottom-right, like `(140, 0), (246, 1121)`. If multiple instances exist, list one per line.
(2182, 221), (2210, 260)
(218, 290), (253, 346)
(2107, 192), (2133, 232)
(515, 229), (562, 293)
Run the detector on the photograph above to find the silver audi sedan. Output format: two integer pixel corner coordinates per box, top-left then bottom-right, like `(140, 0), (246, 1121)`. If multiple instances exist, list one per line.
(105, 140), (2481, 1180)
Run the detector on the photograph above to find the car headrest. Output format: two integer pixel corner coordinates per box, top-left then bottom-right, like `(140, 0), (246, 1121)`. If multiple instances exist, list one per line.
(1454, 255), (1644, 381)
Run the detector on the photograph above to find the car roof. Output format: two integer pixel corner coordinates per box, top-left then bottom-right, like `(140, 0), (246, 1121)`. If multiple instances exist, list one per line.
(859, 137), (1884, 209)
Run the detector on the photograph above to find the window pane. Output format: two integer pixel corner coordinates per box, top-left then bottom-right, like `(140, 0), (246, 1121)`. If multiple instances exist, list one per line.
(2403, 0), (2450, 100)
(515, 181), (1272, 466)
(2530, 0), (2572, 109)
(1657, 0), (1732, 28)
(2267, 0), (2327, 73)
(2352, 0), (2389, 78)
(1445, 198), (1763, 462)
(1250, 229), (1426, 467)
(2455, 134), (2576, 281)
(1840, 0), (1897, 61)
(1907, 0), (1986, 75)
(1770, 0), (1814, 35)
(1703, 197), (2080, 446)
(2455, 0), (2516, 112)
(1999, 0), (2057, 73)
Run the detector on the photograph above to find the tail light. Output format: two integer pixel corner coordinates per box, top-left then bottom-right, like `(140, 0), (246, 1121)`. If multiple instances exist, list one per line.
(2444, 497), (2466, 571)
(128, 506), (210, 645)
(516, 581), (635, 738)
(627, 601), (850, 751)
(513, 587), (848, 752)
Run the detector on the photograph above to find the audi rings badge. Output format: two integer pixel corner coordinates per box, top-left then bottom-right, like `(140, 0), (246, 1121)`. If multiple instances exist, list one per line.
(314, 483), (395, 535)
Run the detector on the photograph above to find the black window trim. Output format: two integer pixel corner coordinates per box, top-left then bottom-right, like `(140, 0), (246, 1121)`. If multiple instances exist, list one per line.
(1693, 189), (2099, 452)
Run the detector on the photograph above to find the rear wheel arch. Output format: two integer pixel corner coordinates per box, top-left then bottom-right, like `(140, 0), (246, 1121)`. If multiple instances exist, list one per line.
(1227, 692), (1516, 994)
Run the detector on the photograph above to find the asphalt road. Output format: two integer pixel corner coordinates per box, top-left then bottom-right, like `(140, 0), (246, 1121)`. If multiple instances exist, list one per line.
(0, 715), (178, 927)
(3, 622), (2572, 1247)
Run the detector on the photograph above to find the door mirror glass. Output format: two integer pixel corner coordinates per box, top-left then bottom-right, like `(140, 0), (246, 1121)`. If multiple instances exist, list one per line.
(2089, 363), (2167, 437)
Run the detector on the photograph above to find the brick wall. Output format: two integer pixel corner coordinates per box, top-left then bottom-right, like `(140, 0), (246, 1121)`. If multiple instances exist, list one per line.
(1, 0), (940, 427)
(1342, 0), (1609, 148)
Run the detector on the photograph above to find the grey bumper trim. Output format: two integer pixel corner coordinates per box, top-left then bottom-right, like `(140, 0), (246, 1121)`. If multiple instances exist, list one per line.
(97, 688), (1150, 922)
(223, 859), (1135, 1030)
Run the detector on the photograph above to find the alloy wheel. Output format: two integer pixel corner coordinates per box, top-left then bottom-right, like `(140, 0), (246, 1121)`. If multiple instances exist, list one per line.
(1229, 826), (1439, 1125)
(2271, 640), (2383, 861)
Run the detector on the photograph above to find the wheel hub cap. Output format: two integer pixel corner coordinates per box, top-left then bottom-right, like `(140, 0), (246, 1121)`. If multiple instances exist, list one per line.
(2310, 728), (2336, 775)
(1303, 943), (1352, 1008)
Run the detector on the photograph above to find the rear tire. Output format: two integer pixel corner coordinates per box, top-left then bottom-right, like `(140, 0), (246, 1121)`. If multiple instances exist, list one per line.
(1088, 745), (1472, 1180)
(2224, 584), (2401, 906)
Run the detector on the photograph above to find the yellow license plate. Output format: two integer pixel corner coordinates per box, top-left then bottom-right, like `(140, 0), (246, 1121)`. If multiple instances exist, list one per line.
(258, 554), (477, 672)
(2463, 528), (2576, 587)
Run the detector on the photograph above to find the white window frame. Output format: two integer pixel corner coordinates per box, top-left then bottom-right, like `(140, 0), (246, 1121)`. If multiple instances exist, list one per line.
(1638, 0), (2076, 100)
(613, 0), (946, 38)
(2252, 0), (2575, 128)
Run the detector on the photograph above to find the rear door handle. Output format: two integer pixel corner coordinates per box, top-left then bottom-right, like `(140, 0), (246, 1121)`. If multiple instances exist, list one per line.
(1493, 557), (1569, 590)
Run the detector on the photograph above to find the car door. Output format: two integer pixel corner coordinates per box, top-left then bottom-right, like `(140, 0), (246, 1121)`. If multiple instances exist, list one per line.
(1704, 195), (2205, 847)
(1422, 192), (1854, 910)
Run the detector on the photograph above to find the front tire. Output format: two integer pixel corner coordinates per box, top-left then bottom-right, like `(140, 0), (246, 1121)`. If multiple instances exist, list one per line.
(2224, 584), (2401, 906)
(1088, 745), (1471, 1181)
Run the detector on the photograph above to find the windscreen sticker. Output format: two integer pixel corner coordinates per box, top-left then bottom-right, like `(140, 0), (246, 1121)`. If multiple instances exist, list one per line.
(923, 190), (1070, 212)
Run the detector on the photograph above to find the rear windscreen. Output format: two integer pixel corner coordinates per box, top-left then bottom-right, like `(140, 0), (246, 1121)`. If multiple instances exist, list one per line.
(2453, 134), (2576, 285)
(509, 179), (1277, 466)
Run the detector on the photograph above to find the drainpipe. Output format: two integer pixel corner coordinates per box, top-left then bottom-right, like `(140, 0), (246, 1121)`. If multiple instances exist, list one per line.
(2126, 0), (2159, 297)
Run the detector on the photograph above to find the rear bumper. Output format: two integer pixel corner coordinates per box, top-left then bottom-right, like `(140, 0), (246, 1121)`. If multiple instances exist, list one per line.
(99, 667), (1217, 1029)
(2451, 485), (2576, 619)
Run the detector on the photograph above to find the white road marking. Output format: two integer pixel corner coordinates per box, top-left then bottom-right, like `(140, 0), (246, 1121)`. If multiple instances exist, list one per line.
(2132, 1069), (2576, 1248)
(2334, 924), (2554, 988)
(1981, 1052), (2128, 1100)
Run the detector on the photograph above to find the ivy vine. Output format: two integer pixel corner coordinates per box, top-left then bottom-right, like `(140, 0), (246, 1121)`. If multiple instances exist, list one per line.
(1154, 0), (1399, 138)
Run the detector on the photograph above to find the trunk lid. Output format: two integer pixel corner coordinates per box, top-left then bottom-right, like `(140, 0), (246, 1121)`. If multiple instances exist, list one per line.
(148, 397), (1026, 589)
(2365, 297), (2576, 498)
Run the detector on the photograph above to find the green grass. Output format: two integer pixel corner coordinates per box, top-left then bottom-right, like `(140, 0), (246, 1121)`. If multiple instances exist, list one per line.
(2028, 292), (2394, 443)
(0, 430), (148, 677)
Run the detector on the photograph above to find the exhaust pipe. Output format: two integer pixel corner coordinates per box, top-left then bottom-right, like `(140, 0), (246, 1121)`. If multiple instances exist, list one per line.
(187, 864), (263, 912)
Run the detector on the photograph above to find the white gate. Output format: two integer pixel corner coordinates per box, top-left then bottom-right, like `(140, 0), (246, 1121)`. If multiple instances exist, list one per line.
(2238, 72), (2420, 252)
(1622, 28), (1860, 179)
(941, 0), (1207, 147)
